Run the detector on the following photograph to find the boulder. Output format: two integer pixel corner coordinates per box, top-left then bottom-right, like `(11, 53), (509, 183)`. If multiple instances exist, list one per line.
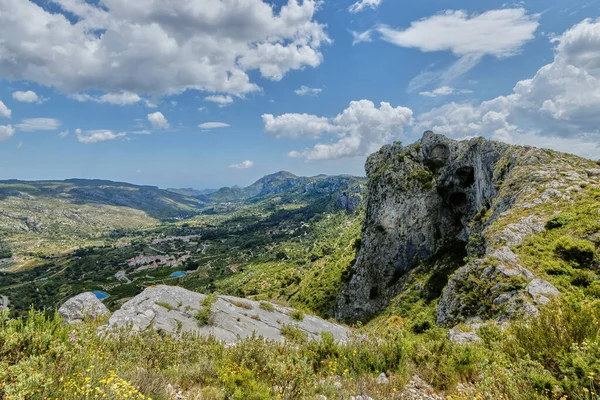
(376, 373), (389, 385)
(527, 279), (560, 305)
(59, 292), (110, 324)
(448, 327), (482, 345)
(104, 285), (349, 344)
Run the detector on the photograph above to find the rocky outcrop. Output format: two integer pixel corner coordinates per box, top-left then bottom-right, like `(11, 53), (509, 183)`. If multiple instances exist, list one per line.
(335, 131), (593, 326)
(59, 292), (110, 324)
(104, 285), (349, 343)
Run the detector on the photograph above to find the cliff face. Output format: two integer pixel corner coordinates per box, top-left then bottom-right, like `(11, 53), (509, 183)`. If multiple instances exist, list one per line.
(335, 131), (598, 325)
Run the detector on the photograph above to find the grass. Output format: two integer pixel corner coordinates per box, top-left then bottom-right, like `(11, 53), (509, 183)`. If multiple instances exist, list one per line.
(259, 302), (275, 312)
(3, 299), (600, 399)
(194, 294), (217, 327)
(229, 300), (253, 310)
(289, 310), (305, 322)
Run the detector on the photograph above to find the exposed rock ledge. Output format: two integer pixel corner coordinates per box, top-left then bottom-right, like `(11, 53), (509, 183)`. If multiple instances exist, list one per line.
(96, 285), (349, 344)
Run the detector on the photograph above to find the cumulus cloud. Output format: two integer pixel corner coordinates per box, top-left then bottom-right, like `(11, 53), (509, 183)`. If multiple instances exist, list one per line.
(0, 125), (15, 141)
(356, 8), (539, 88)
(205, 95), (234, 107)
(58, 130), (70, 138)
(419, 86), (473, 97)
(262, 113), (336, 139)
(12, 90), (45, 103)
(229, 160), (254, 169)
(294, 86), (323, 96)
(264, 100), (413, 160)
(16, 118), (61, 131)
(198, 122), (231, 129)
(75, 129), (126, 143)
(416, 18), (600, 158)
(147, 112), (169, 129)
(349, 0), (382, 13)
(71, 92), (142, 105)
(0, 0), (330, 98)
(0, 101), (11, 118)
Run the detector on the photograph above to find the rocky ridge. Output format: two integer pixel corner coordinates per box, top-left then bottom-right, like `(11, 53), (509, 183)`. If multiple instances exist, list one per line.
(335, 131), (598, 326)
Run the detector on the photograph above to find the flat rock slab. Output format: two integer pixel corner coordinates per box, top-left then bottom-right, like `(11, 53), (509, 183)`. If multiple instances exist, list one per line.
(59, 292), (110, 324)
(104, 285), (349, 344)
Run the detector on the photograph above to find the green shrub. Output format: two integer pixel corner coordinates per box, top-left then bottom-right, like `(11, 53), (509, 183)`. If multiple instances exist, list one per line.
(545, 213), (574, 230)
(195, 294), (217, 327)
(571, 270), (597, 288)
(555, 235), (595, 267)
(411, 169), (433, 189)
(280, 324), (308, 344)
(289, 310), (305, 322)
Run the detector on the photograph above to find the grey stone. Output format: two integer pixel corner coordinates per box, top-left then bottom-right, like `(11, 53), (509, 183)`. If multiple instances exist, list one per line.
(59, 292), (110, 324)
(527, 279), (560, 304)
(501, 216), (545, 247)
(104, 285), (349, 344)
(376, 373), (389, 385)
(351, 396), (374, 400)
(448, 327), (482, 345)
(586, 169), (600, 176)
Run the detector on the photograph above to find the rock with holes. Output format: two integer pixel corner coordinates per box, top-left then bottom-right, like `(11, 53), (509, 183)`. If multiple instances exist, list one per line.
(335, 130), (595, 325)
(103, 285), (349, 344)
(59, 292), (110, 324)
(335, 131), (511, 322)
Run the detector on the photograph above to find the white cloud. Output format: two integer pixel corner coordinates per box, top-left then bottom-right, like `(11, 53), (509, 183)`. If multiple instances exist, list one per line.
(264, 100), (413, 160)
(147, 112), (169, 129)
(198, 122), (230, 129)
(17, 142), (23, 149)
(12, 90), (45, 103)
(419, 86), (473, 97)
(229, 160), (254, 169)
(71, 92), (142, 105)
(351, 30), (374, 45)
(16, 118), (61, 131)
(294, 86), (323, 96)
(76, 129), (126, 143)
(58, 130), (70, 138)
(358, 8), (539, 88)
(416, 18), (600, 158)
(262, 113), (336, 139)
(349, 0), (382, 13)
(0, 0), (330, 97)
(0, 101), (11, 118)
(0, 125), (15, 141)
(204, 95), (234, 107)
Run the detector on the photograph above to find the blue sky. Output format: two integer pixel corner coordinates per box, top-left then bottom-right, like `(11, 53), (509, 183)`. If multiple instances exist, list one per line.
(0, 0), (599, 189)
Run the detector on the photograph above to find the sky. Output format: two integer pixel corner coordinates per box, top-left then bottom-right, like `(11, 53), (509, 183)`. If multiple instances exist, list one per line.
(0, 0), (600, 189)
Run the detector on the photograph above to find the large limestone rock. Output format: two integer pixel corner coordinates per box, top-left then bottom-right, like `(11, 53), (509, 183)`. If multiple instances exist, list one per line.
(105, 285), (349, 343)
(335, 132), (511, 322)
(59, 292), (110, 324)
(336, 131), (595, 325)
